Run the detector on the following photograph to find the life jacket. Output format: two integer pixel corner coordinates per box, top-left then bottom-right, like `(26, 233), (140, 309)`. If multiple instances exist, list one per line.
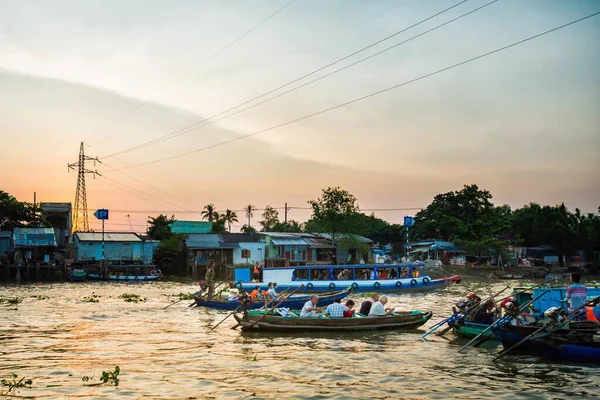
(250, 290), (259, 300)
(586, 306), (599, 321)
(254, 266), (260, 274)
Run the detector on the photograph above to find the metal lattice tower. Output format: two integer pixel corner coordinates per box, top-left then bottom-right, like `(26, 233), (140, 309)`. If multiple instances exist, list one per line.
(69, 142), (101, 232)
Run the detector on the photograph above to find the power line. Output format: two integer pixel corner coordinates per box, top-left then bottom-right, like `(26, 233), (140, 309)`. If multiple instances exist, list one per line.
(83, 0), (296, 143)
(100, 0), (469, 159)
(106, 11), (600, 171)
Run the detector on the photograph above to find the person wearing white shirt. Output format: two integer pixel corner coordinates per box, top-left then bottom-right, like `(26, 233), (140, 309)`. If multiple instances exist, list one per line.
(368, 295), (394, 317)
(268, 282), (278, 299)
(325, 299), (348, 318)
(300, 294), (321, 318)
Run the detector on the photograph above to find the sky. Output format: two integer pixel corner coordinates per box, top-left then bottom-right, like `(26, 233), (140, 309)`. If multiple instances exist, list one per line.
(0, 0), (599, 232)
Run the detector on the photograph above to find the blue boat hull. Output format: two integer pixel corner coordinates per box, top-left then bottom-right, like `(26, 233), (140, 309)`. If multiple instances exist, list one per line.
(87, 274), (159, 282)
(494, 325), (600, 363)
(237, 276), (460, 294)
(195, 290), (350, 310)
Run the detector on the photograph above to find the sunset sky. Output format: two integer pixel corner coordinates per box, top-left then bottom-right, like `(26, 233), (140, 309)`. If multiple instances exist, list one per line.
(1, 0), (599, 232)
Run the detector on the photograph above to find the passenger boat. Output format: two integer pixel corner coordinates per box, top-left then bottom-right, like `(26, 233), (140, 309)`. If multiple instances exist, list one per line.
(87, 273), (159, 281)
(194, 289), (350, 310)
(493, 321), (600, 362)
(69, 269), (87, 282)
(233, 262), (461, 293)
(233, 309), (432, 332)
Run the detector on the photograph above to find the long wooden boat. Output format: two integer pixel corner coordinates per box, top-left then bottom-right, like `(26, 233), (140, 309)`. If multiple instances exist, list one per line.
(194, 289), (350, 310)
(449, 320), (495, 340)
(87, 273), (159, 282)
(493, 321), (600, 362)
(233, 262), (461, 293)
(233, 309), (432, 332)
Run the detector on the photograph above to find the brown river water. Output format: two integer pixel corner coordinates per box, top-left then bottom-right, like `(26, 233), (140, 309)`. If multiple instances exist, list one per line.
(1, 280), (599, 399)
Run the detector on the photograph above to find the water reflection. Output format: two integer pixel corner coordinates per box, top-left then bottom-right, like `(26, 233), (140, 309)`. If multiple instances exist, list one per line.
(0, 280), (598, 399)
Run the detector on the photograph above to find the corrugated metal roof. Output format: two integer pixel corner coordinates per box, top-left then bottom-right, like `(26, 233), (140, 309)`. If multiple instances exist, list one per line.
(13, 228), (57, 247)
(303, 238), (335, 249)
(221, 233), (257, 243)
(170, 221), (212, 234)
(270, 238), (308, 246)
(318, 233), (373, 243)
(76, 232), (142, 242)
(186, 234), (222, 249)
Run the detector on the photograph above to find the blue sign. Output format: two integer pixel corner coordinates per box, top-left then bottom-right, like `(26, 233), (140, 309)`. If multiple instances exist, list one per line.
(404, 244), (412, 249)
(404, 216), (415, 227)
(94, 209), (109, 220)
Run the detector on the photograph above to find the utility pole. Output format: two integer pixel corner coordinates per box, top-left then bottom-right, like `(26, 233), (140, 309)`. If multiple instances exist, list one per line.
(69, 142), (101, 233)
(284, 202), (288, 224)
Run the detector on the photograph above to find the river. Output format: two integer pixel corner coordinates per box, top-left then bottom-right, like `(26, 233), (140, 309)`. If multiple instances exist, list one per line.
(0, 280), (598, 399)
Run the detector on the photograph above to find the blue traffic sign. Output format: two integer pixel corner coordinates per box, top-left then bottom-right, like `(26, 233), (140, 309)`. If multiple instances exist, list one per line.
(404, 216), (415, 227)
(94, 209), (109, 220)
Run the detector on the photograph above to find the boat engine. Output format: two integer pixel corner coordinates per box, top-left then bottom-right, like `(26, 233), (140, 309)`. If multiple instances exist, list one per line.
(543, 307), (565, 324)
(453, 293), (481, 316)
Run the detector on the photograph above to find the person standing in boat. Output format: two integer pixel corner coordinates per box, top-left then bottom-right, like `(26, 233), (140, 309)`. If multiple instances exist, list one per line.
(566, 273), (587, 321)
(253, 263), (261, 282)
(300, 294), (322, 318)
(205, 261), (216, 299)
(368, 295), (394, 317)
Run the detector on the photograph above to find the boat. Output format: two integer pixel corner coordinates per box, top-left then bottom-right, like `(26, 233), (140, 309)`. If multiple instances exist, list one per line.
(232, 262), (461, 293)
(493, 321), (600, 362)
(69, 269), (87, 282)
(513, 286), (600, 316)
(194, 289), (351, 310)
(449, 319), (495, 340)
(233, 309), (432, 332)
(87, 273), (159, 281)
(545, 273), (570, 281)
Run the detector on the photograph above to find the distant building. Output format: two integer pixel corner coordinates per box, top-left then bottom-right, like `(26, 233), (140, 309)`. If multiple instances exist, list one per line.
(170, 221), (212, 234)
(12, 227), (58, 264)
(0, 231), (13, 256)
(73, 232), (157, 264)
(185, 233), (265, 266)
(40, 202), (72, 247)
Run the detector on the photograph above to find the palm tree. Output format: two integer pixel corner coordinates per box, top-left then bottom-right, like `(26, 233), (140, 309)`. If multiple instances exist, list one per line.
(224, 209), (239, 233)
(245, 204), (256, 227)
(201, 204), (217, 222)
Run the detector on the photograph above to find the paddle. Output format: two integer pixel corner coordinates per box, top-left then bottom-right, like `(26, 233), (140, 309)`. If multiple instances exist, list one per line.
(227, 287), (294, 330)
(458, 288), (551, 352)
(241, 285), (306, 330)
(493, 295), (600, 361)
(163, 290), (204, 310)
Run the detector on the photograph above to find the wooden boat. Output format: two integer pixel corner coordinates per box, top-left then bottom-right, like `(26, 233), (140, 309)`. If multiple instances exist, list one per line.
(492, 273), (524, 280)
(449, 320), (495, 340)
(194, 289), (350, 310)
(233, 262), (461, 294)
(87, 273), (159, 282)
(233, 309), (432, 332)
(493, 321), (600, 362)
(69, 269), (87, 282)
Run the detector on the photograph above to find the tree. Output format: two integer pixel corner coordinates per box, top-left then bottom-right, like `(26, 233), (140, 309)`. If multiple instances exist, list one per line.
(240, 224), (256, 234)
(201, 204), (217, 222)
(211, 212), (227, 234)
(0, 190), (37, 230)
(224, 209), (238, 233)
(154, 233), (186, 273)
(307, 187), (359, 242)
(146, 214), (176, 241)
(259, 206), (280, 232)
(245, 204), (255, 227)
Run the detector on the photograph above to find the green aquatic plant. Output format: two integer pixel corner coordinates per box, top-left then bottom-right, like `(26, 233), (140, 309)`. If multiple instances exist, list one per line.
(100, 366), (120, 386)
(5, 297), (23, 304)
(120, 293), (146, 303)
(33, 295), (49, 300)
(1, 373), (32, 395)
(82, 295), (100, 303)
(176, 292), (195, 300)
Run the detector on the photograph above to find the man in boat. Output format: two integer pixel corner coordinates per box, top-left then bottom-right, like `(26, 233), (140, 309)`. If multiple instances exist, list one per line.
(325, 298), (349, 318)
(344, 300), (356, 317)
(368, 295), (394, 317)
(205, 261), (216, 299)
(253, 262), (261, 282)
(359, 293), (379, 315)
(473, 300), (496, 325)
(249, 285), (261, 301)
(566, 273), (587, 321)
(300, 294), (322, 318)
(268, 282), (278, 299)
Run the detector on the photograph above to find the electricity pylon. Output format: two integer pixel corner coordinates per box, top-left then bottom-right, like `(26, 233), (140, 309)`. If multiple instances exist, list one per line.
(69, 142), (101, 232)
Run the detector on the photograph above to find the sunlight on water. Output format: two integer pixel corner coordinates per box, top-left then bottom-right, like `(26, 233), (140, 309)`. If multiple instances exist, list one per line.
(0, 280), (598, 399)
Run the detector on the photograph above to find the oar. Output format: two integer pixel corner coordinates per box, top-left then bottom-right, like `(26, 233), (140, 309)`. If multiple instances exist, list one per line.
(493, 295), (600, 361)
(163, 290), (203, 310)
(458, 288), (551, 352)
(241, 285), (306, 330)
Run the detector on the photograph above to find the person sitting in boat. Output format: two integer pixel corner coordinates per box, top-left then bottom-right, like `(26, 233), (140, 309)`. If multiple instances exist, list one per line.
(325, 298), (349, 318)
(300, 295), (322, 318)
(249, 286), (261, 301)
(473, 300), (496, 325)
(359, 293), (380, 315)
(368, 295), (394, 317)
(400, 268), (410, 278)
(268, 282), (278, 299)
(412, 269), (420, 278)
(344, 300), (356, 317)
(337, 269), (350, 280)
(378, 269), (388, 279)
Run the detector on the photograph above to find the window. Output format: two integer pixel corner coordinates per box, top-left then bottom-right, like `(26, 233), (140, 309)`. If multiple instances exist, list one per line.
(241, 249), (251, 259)
(333, 268), (352, 280)
(310, 269), (330, 280)
(293, 269), (309, 281)
(356, 268), (375, 280)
